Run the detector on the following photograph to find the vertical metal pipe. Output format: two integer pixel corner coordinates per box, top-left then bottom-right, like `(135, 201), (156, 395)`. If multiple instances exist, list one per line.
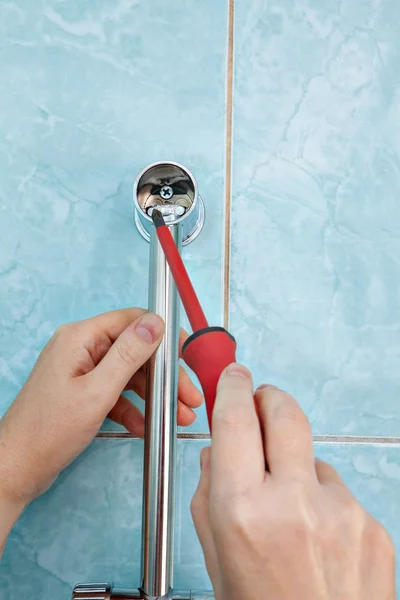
(141, 224), (182, 598)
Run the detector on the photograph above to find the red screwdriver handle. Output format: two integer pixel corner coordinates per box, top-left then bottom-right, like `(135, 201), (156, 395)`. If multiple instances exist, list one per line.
(182, 327), (237, 433)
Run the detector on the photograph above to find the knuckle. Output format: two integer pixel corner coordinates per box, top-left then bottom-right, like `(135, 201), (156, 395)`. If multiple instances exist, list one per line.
(340, 493), (360, 517)
(285, 518), (313, 544)
(276, 404), (310, 427)
(115, 340), (137, 366)
(190, 494), (200, 520)
(366, 520), (395, 558)
(50, 323), (78, 348)
(268, 391), (311, 430)
(220, 496), (264, 542)
(190, 491), (208, 528)
(315, 459), (342, 483)
(339, 496), (366, 534)
(223, 496), (251, 533)
(54, 323), (71, 338)
(273, 487), (319, 541)
(269, 506), (316, 547)
(212, 406), (253, 429)
(276, 431), (311, 462)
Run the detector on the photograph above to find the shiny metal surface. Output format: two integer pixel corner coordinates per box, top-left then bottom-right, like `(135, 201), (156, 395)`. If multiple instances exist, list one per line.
(72, 167), (206, 599)
(141, 224), (182, 598)
(72, 583), (112, 600)
(72, 584), (143, 600)
(133, 161), (205, 245)
(72, 583), (211, 600)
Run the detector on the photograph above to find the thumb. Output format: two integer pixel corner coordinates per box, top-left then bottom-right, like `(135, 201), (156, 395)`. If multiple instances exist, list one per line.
(87, 312), (164, 405)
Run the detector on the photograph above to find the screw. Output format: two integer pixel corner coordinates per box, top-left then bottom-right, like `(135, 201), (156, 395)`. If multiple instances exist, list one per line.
(160, 185), (173, 200)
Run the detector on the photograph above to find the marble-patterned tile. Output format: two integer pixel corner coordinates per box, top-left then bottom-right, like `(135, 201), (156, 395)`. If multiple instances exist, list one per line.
(0, 0), (228, 432)
(315, 442), (400, 557)
(0, 441), (144, 598)
(2, 439), (400, 598)
(177, 440), (400, 593)
(0, 439), (210, 598)
(230, 0), (400, 435)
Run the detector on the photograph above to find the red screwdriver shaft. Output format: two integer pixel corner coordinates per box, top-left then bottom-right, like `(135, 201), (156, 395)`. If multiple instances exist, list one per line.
(151, 209), (209, 332)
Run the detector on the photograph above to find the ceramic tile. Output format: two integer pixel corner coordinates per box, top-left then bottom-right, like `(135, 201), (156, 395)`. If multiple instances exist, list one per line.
(2, 439), (400, 597)
(0, 0), (228, 433)
(0, 439), (211, 598)
(178, 441), (400, 595)
(230, 0), (400, 435)
(0, 441), (144, 598)
(315, 442), (400, 553)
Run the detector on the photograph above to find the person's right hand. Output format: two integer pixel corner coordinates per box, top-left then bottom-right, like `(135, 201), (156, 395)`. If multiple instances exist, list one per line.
(191, 364), (396, 600)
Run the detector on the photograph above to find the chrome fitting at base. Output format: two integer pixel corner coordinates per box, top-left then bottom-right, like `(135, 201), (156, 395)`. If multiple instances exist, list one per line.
(72, 583), (208, 600)
(72, 583), (142, 600)
(72, 583), (112, 599)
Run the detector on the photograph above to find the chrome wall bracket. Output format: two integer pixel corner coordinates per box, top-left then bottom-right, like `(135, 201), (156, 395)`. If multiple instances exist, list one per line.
(72, 162), (209, 600)
(133, 161), (205, 245)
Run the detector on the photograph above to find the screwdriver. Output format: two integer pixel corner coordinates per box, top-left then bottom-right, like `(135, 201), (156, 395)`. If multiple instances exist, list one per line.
(151, 209), (237, 432)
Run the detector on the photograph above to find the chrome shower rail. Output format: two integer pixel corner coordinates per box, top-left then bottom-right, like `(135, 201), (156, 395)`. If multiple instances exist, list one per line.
(141, 224), (181, 597)
(72, 162), (207, 600)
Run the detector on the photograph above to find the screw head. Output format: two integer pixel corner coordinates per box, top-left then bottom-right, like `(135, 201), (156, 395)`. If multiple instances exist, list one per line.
(160, 185), (173, 200)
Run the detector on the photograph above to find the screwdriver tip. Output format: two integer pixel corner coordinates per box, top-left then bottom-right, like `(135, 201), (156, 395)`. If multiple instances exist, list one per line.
(151, 208), (166, 229)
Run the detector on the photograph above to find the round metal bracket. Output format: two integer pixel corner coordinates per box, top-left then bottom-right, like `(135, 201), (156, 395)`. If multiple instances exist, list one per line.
(133, 161), (205, 246)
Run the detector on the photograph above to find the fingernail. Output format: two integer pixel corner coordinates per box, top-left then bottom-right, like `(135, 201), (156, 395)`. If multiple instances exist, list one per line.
(257, 383), (280, 392)
(135, 313), (163, 344)
(225, 363), (251, 379)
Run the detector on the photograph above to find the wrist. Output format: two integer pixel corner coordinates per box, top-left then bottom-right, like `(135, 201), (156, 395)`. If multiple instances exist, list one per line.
(0, 479), (27, 556)
(0, 429), (29, 554)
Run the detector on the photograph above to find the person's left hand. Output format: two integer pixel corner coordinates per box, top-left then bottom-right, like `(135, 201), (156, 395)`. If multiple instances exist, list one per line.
(0, 308), (202, 514)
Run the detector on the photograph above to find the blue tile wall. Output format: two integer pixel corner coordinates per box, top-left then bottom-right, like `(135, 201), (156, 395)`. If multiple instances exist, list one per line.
(0, 440), (211, 597)
(0, 0), (228, 432)
(230, 0), (400, 436)
(1, 0), (400, 598)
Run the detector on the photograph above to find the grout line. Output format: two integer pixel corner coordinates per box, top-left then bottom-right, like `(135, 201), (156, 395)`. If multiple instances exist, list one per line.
(223, 0), (235, 331)
(96, 432), (400, 446)
(313, 435), (400, 446)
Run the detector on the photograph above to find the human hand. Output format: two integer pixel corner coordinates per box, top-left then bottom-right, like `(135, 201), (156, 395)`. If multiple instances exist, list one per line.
(0, 308), (202, 513)
(191, 365), (395, 600)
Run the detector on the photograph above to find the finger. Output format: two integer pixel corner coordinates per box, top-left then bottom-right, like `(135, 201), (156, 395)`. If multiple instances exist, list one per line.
(315, 458), (347, 487)
(63, 308), (148, 373)
(126, 369), (147, 398)
(191, 447), (219, 580)
(211, 364), (265, 495)
(178, 328), (190, 358)
(126, 362), (202, 410)
(125, 368), (197, 426)
(255, 384), (315, 480)
(177, 365), (203, 409)
(80, 307), (147, 342)
(178, 332), (204, 408)
(108, 395), (145, 438)
(177, 401), (196, 426)
(85, 313), (164, 407)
